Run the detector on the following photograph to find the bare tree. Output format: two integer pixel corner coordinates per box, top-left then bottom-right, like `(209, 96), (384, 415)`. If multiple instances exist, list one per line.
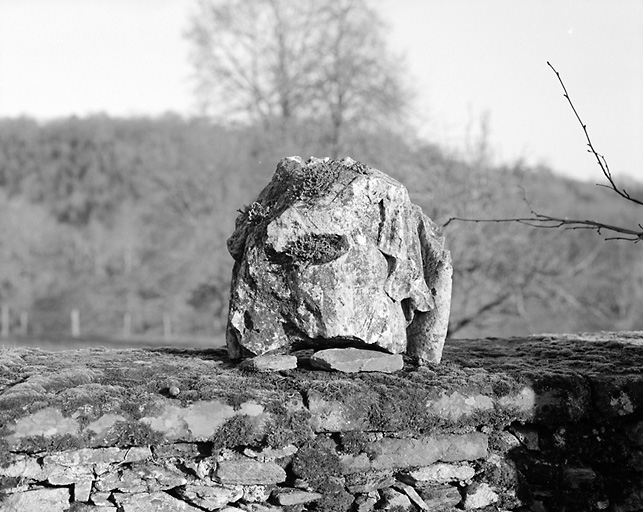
(185, 0), (410, 155)
(446, 62), (643, 242)
(313, 0), (410, 155)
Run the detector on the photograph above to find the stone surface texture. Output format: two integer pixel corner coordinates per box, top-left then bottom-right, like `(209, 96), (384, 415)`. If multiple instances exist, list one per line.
(240, 354), (298, 372)
(402, 462), (476, 484)
(1, 332), (643, 511)
(216, 460), (287, 485)
(226, 156), (452, 364)
(310, 347), (404, 373)
(462, 482), (500, 509)
(1, 487), (70, 512)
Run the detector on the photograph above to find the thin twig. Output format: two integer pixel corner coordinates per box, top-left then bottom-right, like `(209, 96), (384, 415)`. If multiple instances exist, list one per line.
(444, 214), (642, 242)
(547, 61), (643, 207)
(445, 63), (643, 242)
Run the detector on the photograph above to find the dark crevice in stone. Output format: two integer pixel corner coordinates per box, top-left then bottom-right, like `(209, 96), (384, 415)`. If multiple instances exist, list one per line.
(298, 386), (311, 410)
(243, 311), (254, 331)
(377, 199), (386, 243)
(401, 298), (414, 323)
(382, 252), (397, 280)
(282, 321), (394, 362)
(267, 234), (349, 268)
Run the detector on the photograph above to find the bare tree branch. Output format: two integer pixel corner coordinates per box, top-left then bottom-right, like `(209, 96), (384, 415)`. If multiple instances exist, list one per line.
(448, 292), (512, 336)
(445, 213), (643, 242)
(547, 61), (643, 208)
(445, 62), (643, 243)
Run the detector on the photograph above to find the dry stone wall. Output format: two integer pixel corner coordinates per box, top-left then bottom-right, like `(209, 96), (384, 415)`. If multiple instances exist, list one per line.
(1, 332), (643, 511)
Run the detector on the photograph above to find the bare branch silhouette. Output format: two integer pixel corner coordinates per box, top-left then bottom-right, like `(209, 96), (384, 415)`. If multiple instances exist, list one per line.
(445, 62), (643, 243)
(546, 62), (643, 208)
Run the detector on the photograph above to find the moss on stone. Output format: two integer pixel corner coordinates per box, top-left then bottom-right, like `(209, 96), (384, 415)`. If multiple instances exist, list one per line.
(339, 431), (370, 455)
(263, 405), (314, 449)
(2, 334), (642, 461)
(294, 159), (343, 201)
(444, 335), (643, 377)
(106, 420), (165, 448)
(19, 433), (84, 454)
(211, 415), (262, 451)
(366, 382), (435, 432)
(0, 435), (12, 468)
(282, 233), (348, 266)
(291, 436), (353, 511)
(292, 437), (342, 483)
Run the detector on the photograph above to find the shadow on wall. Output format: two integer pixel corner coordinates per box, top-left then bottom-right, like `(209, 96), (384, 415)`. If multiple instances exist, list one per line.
(445, 335), (643, 511)
(506, 379), (643, 511)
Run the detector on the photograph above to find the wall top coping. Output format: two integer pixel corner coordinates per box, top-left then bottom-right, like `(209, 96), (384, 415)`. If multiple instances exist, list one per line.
(1, 332), (642, 458)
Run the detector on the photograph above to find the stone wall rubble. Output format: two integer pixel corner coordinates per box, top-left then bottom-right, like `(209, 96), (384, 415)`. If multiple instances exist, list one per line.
(1, 332), (643, 511)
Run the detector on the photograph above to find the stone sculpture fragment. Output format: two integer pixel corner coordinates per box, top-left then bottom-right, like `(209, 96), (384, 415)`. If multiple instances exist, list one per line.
(226, 156), (452, 364)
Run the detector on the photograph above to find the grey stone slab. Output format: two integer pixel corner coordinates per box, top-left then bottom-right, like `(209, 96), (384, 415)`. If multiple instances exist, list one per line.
(216, 460), (287, 485)
(310, 348), (404, 373)
(240, 354), (298, 372)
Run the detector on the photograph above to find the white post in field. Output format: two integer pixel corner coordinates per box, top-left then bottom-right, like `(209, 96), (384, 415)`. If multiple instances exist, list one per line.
(1, 304), (9, 338)
(19, 311), (28, 336)
(163, 313), (172, 341)
(123, 312), (131, 338)
(71, 309), (80, 337)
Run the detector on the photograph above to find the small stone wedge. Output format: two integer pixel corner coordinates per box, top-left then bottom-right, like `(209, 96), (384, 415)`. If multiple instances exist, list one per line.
(310, 348), (404, 373)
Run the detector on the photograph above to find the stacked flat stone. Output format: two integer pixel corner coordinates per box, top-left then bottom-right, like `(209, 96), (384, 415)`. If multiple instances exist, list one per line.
(226, 156), (452, 367)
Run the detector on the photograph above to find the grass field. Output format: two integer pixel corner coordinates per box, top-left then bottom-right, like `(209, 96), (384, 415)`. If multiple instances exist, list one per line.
(0, 334), (225, 351)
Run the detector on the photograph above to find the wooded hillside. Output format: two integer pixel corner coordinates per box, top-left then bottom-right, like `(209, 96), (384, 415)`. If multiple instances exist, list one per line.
(0, 115), (641, 344)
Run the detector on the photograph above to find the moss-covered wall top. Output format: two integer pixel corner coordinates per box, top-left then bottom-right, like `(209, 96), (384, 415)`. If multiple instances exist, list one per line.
(2, 332), (642, 458)
(2, 332), (643, 511)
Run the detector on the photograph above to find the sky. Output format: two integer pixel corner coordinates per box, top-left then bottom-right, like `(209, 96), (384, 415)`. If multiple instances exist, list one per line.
(0, 0), (641, 183)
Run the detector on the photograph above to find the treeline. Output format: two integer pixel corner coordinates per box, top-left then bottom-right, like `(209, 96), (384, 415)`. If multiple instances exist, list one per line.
(0, 115), (641, 342)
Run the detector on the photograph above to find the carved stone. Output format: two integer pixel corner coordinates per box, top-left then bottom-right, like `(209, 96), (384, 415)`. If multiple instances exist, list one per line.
(226, 156), (452, 364)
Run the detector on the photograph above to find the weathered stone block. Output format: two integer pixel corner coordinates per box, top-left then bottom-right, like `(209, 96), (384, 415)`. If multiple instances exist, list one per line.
(310, 348), (403, 373)
(354, 491), (379, 512)
(113, 491), (203, 511)
(563, 467), (597, 488)
(74, 479), (93, 502)
(177, 483), (243, 510)
(341, 433), (488, 472)
(0, 487), (70, 512)
(462, 482), (499, 509)
(427, 390), (494, 422)
(240, 354), (298, 372)
(401, 463), (475, 484)
(380, 487), (413, 510)
(508, 424), (539, 451)
(141, 400), (266, 441)
(307, 388), (373, 432)
(271, 487), (323, 505)
(0, 456), (46, 480)
(6, 407), (80, 447)
(415, 484), (463, 509)
(216, 460), (287, 485)
(375, 433), (487, 469)
(226, 156), (452, 364)
(394, 481), (430, 510)
(344, 470), (395, 493)
(627, 420), (643, 446)
(90, 492), (113, 506)
(94, 462), (187, 493)
(242, 484), (273, 503)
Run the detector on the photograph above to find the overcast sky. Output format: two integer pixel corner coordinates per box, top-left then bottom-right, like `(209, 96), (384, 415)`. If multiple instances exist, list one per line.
(0, 0), (641, 182)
